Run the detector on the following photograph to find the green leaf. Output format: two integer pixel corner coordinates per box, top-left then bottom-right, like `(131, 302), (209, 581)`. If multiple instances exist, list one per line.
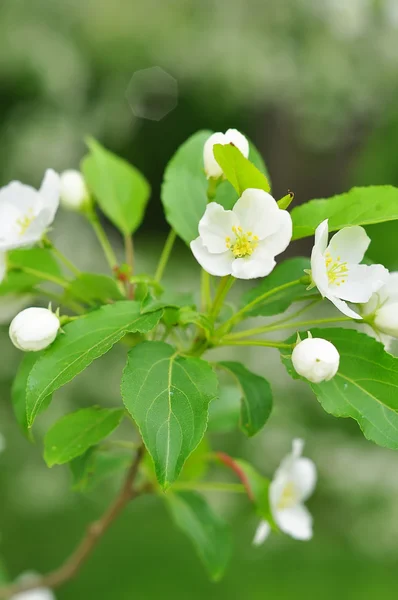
(213, 143), (270, 196)
(291, 186), (398, 241)
(121, 341), (218, 487)
(26, 301), (162, 428)
(165, 491), (232, 581)
(70, 447), (131, 491)
(161, 130), (270, 244)
(44, 407), (124, 466)
(82, 138), (150, 236)
(208, 384), (241, 433)
(1, 248), (62, 296)
(65, 273), (124, 305)
(234, 459), (272, 521)
(281, 328), (398, 449)
(217, 362), (272, 436)
(11, 352), (49, 438)
(241, 257), (313, 318)
(179, 437), (210, 482)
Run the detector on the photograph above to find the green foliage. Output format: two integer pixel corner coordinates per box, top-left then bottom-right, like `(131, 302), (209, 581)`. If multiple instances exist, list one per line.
(217, 362), (272, 436)
(291, 186), (398, 240)
(241, 257), (313, 317)
(44, 407), (124, 466)
(82, 138), (150, 236)
(213, 143), (270, 196)
(165, 491), (232, 581)
(70, 447), (132, 492)
(26, 302), (162, 428)
(161, 130), (271, 244)
(207, 384), (241, 433)
(121, 341), (218, 487)
(11, 352), (47, 437)
(235, 459), (272, 522)
(1, 248), (62, 295)
(65, 273), (124, 305)
(281, 328), (398, 449)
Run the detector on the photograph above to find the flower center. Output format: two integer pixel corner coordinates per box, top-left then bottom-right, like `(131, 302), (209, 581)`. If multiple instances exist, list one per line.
(277, 481), (298, 510)
(226, 225), (259, 259)
(16, 209), (35, 236)
(325, 252), (349, 286)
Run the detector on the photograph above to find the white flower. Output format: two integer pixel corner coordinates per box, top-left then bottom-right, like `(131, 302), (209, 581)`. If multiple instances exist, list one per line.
(203, 128), (249, 179)
(292, 335), (340, 383)
(60, 169), (90, 211)
(9, 307), (60, 352)
(253, 439), (317, 544)
(0, 169), (60, 251)
(361, 271), (398, 338)
(310, 219), (388, 319)
(190, 188), (292, 279)
(10, 573), (55, 600)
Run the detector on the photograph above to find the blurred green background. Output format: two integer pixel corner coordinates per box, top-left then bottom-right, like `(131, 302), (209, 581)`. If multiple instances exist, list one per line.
(1, 0), (398, 598)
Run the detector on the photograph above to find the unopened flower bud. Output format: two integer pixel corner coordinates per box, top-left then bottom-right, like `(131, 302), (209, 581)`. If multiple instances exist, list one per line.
(292, 336), (340, 384)
(9, 307), (60, 352)
(374, 303), (398, 338)
(203, 128), (249, 179)
(60, 170), (90, 211)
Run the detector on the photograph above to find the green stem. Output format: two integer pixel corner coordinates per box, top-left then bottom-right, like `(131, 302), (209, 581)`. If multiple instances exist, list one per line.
(224, 315), (352, 341)
(36, 288), (84, 314)
(218, 278), (305, 333)
(124, 234), (135, 299)
(10, 264), (70, 289)
(87, 211), (119, 271)
(200, 269), (212, 312)
(47, 241), (81, 276)
(154, 229), (177, 283)
(171, 481), (246, 494)
(210, 276), (235, 319)
(219, 339), (294, 350)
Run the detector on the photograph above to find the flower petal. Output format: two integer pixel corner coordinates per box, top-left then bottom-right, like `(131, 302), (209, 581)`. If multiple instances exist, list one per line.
(0, 181), (40, 214)
(275, 504), (313, 540)
(231, 254), (276, 280)
(290, 457), (317, 503)
(224, 128), (249, 158)
(327, 226), (370, 264)
(255, 210), (292, 258)
(310, 247), (329, 297)
(232, 188), (281, 240)
(252, 520), (271, 546)
(332, 264), (389, 303)
(203, 132), (226, 179)
(327, 294), (362, 319)
(198, 203), (239, 253)
(39, 169), (60, 224)
(190, 237), (232, 276)
(314, 219), (329, 254)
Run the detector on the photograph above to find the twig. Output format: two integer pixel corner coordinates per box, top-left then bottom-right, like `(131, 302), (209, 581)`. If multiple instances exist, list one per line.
(0, 446), (146, 599)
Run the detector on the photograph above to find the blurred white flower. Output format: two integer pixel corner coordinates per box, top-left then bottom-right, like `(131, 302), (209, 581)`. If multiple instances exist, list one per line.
(0, 170), (60, 251)
(203, 128), (249, 179)
(9, 307), (60, 352)
(60, 169), (90, 211)
(253, 439), (317, 544)
(361, 272), (398, 339)
(292, 335), (340, 383)
(310, 219), (388, 319)
(10, 572), (55, 600)
(191, 188), (292, 279)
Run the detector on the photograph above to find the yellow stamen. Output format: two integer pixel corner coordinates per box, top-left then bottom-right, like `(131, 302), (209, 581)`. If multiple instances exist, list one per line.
(16, 210), (35, 236)
(325, 251), (349, 285)
(225, 226), (259, 259)
(277, 482), (298, 510)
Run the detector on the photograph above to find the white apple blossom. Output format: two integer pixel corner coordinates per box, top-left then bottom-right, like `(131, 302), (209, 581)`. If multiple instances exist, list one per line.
(10, 573), (55, 600)
(253, 439), (317, 545)
(292, 335), (340, 383)
(361, 272), (398, 339)
(310, 219), (388, 319)
(203, 128), (249, 179)
(190, 188), (292, 279)
(60, 169), (90, 211)
(9, 307), (60, 352)
(0, 169), (60, 251)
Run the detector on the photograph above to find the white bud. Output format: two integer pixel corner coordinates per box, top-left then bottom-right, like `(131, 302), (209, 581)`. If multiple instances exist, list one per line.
(59, 170), (90, 211)
(9, 307), (60, 352)
(292, 337), (340, 384)
(374, 302), (398, 338)
(203, 129), (249, 179)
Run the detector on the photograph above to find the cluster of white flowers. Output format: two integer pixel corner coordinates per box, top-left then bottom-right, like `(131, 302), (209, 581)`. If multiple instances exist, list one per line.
(253, 439), (317, 544)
